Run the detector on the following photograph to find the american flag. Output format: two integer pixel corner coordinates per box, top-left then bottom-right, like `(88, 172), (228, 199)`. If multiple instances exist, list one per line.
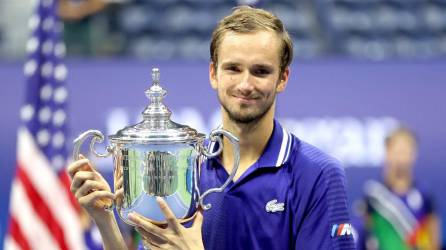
(3, 0), (86, 249)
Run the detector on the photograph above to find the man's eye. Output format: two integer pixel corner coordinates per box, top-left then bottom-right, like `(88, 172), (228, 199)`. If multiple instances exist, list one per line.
(253, 68), (270, 76)
(226, 66), (240, 72)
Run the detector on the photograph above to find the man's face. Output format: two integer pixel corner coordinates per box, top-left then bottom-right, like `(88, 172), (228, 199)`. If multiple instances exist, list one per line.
(385, 134), (417, 176)
(209, 30), (289, 124)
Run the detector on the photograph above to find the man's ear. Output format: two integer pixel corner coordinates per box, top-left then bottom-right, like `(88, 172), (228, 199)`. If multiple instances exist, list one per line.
(276, 67), (289, 93)
(209, 62), (218, 90)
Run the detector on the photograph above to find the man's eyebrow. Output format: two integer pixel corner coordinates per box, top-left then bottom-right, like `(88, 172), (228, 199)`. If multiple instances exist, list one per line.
(220, 62), (275, 68)
(253, 63), (273, 67)
(221, 62), (241, 67)
(251, 63), (274, 69)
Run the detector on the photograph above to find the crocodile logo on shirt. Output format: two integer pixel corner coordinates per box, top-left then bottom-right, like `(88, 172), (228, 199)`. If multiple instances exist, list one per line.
(265, 199), (285, 213)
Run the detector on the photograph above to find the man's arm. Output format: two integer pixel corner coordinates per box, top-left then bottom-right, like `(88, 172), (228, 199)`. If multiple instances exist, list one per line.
(67, 156), (127, 250)
(294, 163), (355, 250)
(93, 211), (128, 250)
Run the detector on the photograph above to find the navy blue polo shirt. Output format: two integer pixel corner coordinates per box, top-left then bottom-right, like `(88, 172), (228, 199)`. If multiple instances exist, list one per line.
(199, 120), (356, 250)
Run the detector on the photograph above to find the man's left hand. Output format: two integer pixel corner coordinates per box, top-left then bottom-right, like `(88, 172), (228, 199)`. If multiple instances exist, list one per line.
(128, 197), (204, 250)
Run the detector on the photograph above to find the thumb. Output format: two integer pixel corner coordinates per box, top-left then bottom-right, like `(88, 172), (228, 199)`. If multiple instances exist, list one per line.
(77, 154), (94, 172)
(192, 211), (204, 229)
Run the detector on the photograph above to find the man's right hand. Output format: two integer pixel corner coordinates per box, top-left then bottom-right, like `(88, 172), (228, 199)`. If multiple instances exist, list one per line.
(67, 155), (115, 221)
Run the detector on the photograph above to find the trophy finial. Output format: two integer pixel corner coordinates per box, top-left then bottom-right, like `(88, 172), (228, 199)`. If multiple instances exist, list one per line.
(142, 67), (171, 122)
(146, 67), (165, 98)
(152, 68), (160, 85)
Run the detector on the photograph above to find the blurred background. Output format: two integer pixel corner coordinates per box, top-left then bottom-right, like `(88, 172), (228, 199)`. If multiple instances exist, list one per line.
(1, 0), (445, 249)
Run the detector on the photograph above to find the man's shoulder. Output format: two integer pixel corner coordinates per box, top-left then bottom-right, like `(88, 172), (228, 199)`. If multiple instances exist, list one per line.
(288, 134), (345, 178)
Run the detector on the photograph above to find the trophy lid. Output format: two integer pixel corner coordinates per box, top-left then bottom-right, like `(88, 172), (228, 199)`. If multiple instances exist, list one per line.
(109, 68), (205, 144)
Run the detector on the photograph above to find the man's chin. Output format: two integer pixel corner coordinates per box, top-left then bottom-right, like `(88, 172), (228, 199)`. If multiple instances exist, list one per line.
(227, 111), (263, 124)
(221, 102), (273, 125)
(230, 117), (257, 124)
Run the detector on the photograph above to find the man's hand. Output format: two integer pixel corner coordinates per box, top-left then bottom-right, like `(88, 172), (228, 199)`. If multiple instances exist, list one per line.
(67, 155), (115, 221)
(128, 197), (204, 250)
(68, 155), (128, 250)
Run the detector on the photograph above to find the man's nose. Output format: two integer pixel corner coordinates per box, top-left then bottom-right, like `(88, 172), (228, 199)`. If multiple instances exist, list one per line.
(237, 71), (255, 94)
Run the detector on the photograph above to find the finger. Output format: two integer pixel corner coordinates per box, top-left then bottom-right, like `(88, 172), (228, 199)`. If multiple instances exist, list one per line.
(114, 167), (123, 179)
(78, 190), (115, 209)
(74, 155), (98, 173)
(114, 187), (124, 205)
(75, 179), (110, 198)
(70, 171), (96, 193)
(128, 213), (164, 236)
(156, 197), (181, 233)
(67, 159), (89, 177)
(67, 159), (91, 178)
(115, 187), (124, 197)
(115, 175), (123, 189)
(192, 211), (204, 229)
(136, 226), (167, 246)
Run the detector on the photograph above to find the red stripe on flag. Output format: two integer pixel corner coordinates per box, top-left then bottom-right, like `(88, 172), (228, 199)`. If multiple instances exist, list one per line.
(9, 216), (32, 250)
(17, 164), (69, 250)
(59, 170), (82, 214)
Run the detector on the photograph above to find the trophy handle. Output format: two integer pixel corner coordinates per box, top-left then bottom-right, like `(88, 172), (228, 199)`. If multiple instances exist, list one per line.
(198, 129), (240, 210)
(72, 129), (114, 210)
(73, 129), (113, 161)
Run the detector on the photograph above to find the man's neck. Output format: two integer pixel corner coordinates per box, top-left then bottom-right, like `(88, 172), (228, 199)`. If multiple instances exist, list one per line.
(220, 111), (275, 181)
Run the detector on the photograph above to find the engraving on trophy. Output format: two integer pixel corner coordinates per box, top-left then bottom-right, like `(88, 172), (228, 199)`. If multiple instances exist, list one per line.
(143, 151), (177, 196)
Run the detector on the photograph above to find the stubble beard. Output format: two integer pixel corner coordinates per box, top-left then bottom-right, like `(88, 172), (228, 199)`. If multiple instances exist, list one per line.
(219, 92), (275, 125)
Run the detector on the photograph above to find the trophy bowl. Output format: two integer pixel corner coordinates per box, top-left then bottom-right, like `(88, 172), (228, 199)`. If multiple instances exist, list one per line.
(72, 68), (239, 226)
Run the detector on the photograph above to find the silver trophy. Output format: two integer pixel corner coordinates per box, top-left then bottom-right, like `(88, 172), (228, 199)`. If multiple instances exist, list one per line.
(73, 68), (239, 226)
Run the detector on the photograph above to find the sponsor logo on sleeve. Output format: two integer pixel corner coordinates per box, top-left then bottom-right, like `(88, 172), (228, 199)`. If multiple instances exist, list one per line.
(331, 223), (352, 237)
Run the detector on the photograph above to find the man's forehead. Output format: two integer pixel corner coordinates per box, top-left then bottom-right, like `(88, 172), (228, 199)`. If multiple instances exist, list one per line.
(217, 31), (282, 65)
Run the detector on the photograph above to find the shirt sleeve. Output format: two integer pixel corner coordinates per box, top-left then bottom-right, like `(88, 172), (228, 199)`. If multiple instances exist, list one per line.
(294, 163), (356, 250)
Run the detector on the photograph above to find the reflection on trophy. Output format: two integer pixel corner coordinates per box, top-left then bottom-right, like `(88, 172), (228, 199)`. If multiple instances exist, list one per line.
(143, 151), (178, 196)
(72, 68), (240, 227)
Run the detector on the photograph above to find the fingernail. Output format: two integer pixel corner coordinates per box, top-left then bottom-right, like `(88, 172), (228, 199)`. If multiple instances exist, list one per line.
(128, 213), (136, 220)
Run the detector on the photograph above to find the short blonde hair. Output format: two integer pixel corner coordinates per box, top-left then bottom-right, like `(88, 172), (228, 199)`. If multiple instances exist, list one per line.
(385, 127), (418, 147)
(210, 6), (293, 74)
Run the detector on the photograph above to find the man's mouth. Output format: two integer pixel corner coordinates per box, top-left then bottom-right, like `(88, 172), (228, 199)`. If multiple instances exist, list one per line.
(233, 95), (258, 104)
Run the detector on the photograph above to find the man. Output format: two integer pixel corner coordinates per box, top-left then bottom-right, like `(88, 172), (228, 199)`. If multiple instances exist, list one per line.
(359, 127), (441, 250)
(68, 6), (355, 249)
